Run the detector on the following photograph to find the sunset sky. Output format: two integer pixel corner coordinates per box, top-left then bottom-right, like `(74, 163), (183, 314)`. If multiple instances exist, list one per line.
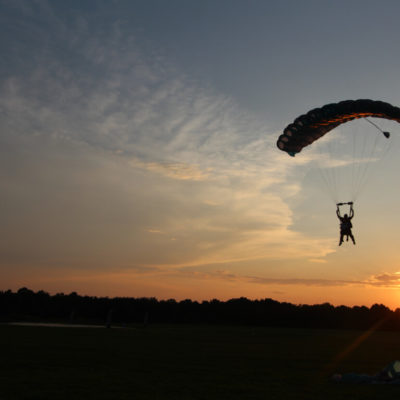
(2, 0), (400, 309)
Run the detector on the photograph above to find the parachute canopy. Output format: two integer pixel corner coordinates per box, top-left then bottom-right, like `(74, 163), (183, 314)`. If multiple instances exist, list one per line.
(277, 99), (400, 156)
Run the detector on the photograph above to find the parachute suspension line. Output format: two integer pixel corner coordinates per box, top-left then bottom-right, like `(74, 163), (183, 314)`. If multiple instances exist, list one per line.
(316, 132), (340, 203)
(316, 165), (337, 203)
(352, 118), (392, 201)
(353, 128), (380, 201)
(350, 127), (357, 201)
(351, 122), (369, 200)
(277, 100), (399, 204)
(314, 118), (390, 204)
(316, 138), (333, 202)
(328, 136), (339, 201)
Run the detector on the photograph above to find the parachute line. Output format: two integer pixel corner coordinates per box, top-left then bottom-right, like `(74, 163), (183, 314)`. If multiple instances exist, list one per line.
(352, 128), (380, 201)
(278, 100), (398, 204)
(364, 118), (390, 137)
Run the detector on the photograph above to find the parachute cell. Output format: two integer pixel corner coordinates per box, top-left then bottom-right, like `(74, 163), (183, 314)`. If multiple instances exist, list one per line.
(277, 99), (400, 156)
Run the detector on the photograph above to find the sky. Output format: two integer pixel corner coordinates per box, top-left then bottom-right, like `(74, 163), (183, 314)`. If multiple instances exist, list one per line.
(2, 0), (400, 309)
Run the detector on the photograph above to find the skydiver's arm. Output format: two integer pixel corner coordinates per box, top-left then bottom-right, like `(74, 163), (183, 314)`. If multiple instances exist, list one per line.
(336, 207), (341, 219)
(349, 206), (354, 219)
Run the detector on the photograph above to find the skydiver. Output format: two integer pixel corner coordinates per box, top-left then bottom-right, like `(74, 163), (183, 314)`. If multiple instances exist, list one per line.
(336, 202), (355, 246)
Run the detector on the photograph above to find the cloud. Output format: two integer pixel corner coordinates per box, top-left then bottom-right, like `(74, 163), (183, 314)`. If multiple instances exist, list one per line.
(0, 4), (336, 282)
(151, 268), (400, 289)
(366, 272), (400, 287)
(308, 258), (328, 263)
(130, 158), (212, 181)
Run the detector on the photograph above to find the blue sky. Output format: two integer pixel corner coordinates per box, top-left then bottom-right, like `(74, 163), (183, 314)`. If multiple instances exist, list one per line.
(2, 0), (400, 307)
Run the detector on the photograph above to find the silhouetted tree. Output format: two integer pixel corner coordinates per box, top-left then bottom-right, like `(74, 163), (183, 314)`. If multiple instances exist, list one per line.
(1, 288), (400, 331)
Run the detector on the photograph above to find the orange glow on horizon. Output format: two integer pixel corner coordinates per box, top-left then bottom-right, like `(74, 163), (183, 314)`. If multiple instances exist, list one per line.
(3, 266), (400, 311)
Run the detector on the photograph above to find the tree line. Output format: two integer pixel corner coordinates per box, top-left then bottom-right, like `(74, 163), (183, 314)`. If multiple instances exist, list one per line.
(1, 287), (400, 330)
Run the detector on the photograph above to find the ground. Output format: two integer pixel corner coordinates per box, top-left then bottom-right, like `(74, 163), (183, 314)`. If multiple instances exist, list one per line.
(1, 324), (400, 399)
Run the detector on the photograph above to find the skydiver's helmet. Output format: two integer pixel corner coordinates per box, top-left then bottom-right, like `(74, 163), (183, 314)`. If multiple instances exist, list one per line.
(344, 214), (348, 218)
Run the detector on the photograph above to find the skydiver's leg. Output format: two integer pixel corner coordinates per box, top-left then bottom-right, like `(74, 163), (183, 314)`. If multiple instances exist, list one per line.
(349, 232), (355, 244)
(339, 232), (344, 246)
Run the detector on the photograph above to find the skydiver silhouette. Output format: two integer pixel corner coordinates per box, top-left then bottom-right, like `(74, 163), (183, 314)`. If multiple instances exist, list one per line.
(336, 202), (355, 246)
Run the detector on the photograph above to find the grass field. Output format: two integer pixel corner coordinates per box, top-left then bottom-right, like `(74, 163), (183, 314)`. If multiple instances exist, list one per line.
(1, 323), (400, 399)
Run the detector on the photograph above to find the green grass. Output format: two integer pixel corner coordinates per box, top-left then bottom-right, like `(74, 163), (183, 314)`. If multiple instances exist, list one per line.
(1, 324), (400, 399)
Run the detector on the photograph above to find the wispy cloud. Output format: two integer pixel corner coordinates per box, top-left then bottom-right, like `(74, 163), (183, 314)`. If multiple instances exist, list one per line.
(130, 158), (211, 181)
(366, 272), (400, 287)
(0, 3), (336, 283)
(154, 268), (400, 289)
